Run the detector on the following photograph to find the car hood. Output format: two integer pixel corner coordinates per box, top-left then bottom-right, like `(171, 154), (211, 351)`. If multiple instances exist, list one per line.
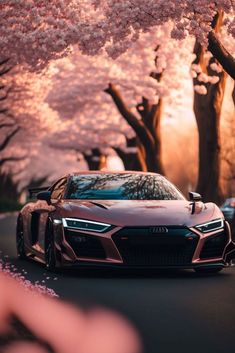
(56, 199), (220, 228)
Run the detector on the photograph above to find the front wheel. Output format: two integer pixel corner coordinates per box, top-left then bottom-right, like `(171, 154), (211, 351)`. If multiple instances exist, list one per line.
(16, 215), (27, 259)
(44, 220), (57, 272)
(194, 267), (223, 274)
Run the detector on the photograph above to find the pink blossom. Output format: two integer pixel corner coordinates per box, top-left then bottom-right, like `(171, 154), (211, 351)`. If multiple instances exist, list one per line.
(0, 1), (234, 68)
(194, 84), (207, 95)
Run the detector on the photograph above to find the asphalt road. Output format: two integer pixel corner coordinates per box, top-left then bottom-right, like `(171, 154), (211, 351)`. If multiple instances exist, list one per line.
(1, 214), (235, 353)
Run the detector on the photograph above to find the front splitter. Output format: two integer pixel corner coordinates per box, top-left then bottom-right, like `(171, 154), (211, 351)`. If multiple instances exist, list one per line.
(60, 260), (227, 271)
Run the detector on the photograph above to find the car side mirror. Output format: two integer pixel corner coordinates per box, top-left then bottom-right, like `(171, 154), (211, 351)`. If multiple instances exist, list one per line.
(189, 192), (202, 202)
(37, 191), (51, 204)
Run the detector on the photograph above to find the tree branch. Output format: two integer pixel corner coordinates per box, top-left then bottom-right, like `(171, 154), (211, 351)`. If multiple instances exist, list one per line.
(0, 123), (15, 129)
(0, 58), (10, 66)
(0, 66), (13, 77)
(0, 108), (9, 115)
(0, 94), (10, 102)
(136, 96), (151, 121)
(0, 126), (20, 151)
(0, 86), (12, 101)
(104, 83), (155, 149)
(208, 30), (235, 80)
(0, 155), (27, 167)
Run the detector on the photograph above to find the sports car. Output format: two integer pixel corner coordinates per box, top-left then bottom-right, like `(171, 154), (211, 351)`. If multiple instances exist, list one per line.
(220, 198), (235, 224)
(16, 171), (235, 273)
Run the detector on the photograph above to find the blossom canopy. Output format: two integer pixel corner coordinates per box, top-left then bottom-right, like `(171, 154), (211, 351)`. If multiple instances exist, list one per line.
(0, 0), (235, 68)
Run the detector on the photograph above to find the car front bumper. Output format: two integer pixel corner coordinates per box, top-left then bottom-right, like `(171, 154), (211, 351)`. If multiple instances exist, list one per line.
(53, 220), (235, 269)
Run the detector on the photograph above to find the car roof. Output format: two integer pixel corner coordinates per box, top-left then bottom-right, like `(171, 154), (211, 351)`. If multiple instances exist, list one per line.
(68, 171), (162, 177)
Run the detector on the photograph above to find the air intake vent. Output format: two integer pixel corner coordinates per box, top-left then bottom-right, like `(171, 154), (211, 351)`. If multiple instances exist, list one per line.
(112, 227), (198, 266)
(64, 229), (106, 259)
(200, 232), (227, 259)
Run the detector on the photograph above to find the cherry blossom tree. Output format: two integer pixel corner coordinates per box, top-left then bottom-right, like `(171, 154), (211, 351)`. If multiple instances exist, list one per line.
(45, 28), (193, 173)
(221, 79), (235, 195)
(1, 1), (234, 202)
(0, 58), (21, 167)
(190, 12), (227, 203)
(0, 57), (28, 202)
(0, 1), (234, 76)
(0, 62), (78, 195)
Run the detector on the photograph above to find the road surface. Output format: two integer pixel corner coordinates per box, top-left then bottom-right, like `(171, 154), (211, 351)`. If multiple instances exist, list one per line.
(0, 214), (235, 353)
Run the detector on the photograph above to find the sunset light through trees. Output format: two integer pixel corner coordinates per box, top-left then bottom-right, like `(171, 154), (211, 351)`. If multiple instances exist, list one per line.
(0, 3), (235, 353)
(0, 0), (234, 204)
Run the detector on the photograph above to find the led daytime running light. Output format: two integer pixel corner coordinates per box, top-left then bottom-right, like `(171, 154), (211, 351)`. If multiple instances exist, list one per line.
(195, 219), (224, 233)
(62, 218), (111, 233)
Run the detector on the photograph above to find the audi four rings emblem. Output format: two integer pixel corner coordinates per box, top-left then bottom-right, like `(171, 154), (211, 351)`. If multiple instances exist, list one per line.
(149, 226), (168, 233)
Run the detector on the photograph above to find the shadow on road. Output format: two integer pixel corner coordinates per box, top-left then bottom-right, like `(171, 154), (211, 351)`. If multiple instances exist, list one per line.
(60, 267), (232, 280)
(8, 256), (233, 280)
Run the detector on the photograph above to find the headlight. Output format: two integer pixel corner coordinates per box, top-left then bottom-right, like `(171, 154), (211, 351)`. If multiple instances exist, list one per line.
(62, 218), (112, 233)
(53, 219), (62, 225)
(195, 219), (224, 233)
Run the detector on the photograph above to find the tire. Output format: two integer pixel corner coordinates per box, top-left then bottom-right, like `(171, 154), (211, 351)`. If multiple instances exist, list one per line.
(44, 220), (57, 272)
(16, 215), (27, 259)
(194, 267), (223, 274)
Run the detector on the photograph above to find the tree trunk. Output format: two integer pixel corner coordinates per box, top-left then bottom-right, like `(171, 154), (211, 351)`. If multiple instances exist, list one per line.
(142, 98), (164, 174)
(232, 82), (235, 105)
(193, 71), (226, 203)
(0, 173), (19, 200)
(83, 148), (107, 170)
(193, 13), (226, 204)
(105, 84), (165, 174)
(114, 137), (147, 171)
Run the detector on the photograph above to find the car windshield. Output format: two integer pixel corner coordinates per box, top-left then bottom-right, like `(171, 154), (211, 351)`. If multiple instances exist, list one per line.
(66, 174), (185, 201)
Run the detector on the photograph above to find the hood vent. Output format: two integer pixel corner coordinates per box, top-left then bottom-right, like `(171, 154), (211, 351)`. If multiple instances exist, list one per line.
(89, 201), (108, 210)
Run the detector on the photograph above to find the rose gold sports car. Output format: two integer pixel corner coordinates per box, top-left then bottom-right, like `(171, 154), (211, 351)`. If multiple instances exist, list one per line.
(16, 172), (235, 273)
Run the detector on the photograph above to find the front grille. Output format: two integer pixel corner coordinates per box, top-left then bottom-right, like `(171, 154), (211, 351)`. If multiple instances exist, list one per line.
(200, 232), (227, 259)
(64, 229), (106, 259)
(112, 227), (198, 266)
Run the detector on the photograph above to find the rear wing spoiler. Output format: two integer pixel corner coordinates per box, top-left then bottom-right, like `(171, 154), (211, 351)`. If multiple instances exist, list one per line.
(28, 186), (50, 199)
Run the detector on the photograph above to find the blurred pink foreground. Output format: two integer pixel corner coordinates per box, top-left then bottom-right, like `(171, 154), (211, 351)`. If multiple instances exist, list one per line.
(0, 272), (142, 353)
